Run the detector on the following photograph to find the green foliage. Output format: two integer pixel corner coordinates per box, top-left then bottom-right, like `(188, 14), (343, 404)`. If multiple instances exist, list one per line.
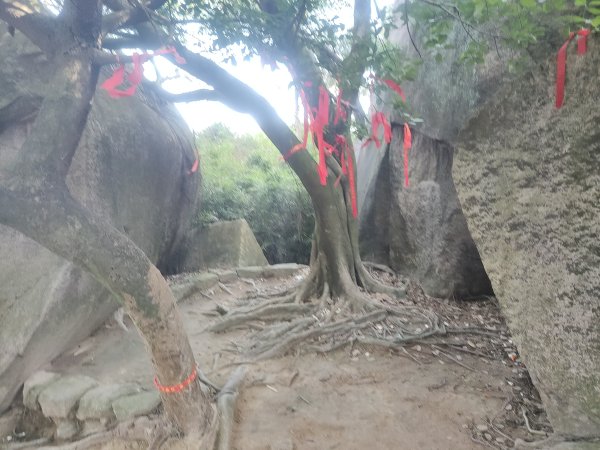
(196, 123), (314, 264)
(402, 0), (598, 67)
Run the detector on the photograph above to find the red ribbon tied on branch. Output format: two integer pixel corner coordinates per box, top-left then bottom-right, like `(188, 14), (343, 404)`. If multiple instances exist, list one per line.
(101, 47), (186, 99)
(556, 29), (589, 108)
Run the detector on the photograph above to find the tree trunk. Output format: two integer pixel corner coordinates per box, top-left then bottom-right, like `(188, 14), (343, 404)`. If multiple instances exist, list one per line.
(174, 47), (400, 306)
(290, 148), (403, 308)
(0, 48), (214, 436)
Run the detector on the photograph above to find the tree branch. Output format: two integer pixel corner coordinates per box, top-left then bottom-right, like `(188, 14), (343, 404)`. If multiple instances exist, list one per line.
(144, 84), (223, 104)
(0, 0), (56, 51)
(159, 43), (323, 193)
(101, 0), (169, 34)
(340, 0), (372, 105)
(101, 35), (155, 50)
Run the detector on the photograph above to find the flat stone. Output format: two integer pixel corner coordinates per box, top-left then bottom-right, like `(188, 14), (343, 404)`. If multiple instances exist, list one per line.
(236, 266), (266, 279)
(76, 383), (141, 420)
(38, 375), (98, 418)
(191, 272), (219, 290)
(173, 273), (219, 302)
(112, 391), (161, 421)
(23, 371), (60, 411)
(263, 263), (305, 278)
(213, 270), (238, 283)
(54, 418), (78, 441)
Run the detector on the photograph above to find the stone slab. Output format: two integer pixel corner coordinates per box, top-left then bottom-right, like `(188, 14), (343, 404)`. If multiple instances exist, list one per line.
(76, 383), (141, 420)
(23, 371), (60, 411)
(236, 266), (266, 279)
(179, 219), (268, 271)
(112, 391), (161, 421)
(38, 375), (98, 418)
(173, 273), (219, 302)
(263, 263), (305, 278)
(212, 270), (238, 283)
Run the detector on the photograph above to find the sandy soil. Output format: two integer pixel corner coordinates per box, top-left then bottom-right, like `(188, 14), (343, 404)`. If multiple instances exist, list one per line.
(6, 269), (551, 449)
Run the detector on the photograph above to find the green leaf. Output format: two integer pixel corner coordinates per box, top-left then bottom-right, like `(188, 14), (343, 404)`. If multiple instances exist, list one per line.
(520, 0), (537, 9)
(564, 15), (587, 23)
(592, 15), (600, 26)
(574, 0), (586, 6)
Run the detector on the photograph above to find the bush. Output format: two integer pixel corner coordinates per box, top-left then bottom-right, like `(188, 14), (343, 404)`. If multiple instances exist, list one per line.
(195, 123), (314, 264)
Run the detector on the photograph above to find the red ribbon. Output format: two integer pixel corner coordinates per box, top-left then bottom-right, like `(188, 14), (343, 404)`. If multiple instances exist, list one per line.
(403, 123), (412, 188)
(101, 47), (186, 99)
(154, 366), (197, 394)
(334, 86), (348, 125)
(363, 112), (392, 149)
(101, 53), (149, 98)
(188, 157), (199, 175)
(556, 29), (589, 108)
(315, 86), (331, 185)
(335, 135), (357, 217)
(381, 78), (406, 102)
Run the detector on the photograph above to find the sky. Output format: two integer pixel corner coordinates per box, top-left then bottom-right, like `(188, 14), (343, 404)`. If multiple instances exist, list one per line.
(148, 0), (397, 136)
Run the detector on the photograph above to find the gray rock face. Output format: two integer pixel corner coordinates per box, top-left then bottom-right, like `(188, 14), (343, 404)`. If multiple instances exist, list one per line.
(359, 127), (492, 298)
(455, 40), (600, 437)
(389, 22), (508, 144)
(176, 219), (268, 271)
(357, 18), (504, 298)
(0, 32), (199, 412)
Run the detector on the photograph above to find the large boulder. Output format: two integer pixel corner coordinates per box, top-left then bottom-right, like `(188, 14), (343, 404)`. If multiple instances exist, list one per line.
(455, 39), (600, 438)
(359, 127), (492, 298)
(357, 21), (503, 298)
(0, 32), (199, 413)
(175, 219), (268, 271)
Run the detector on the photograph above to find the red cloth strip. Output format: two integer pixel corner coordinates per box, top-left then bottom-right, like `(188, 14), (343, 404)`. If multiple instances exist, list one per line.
(101, 52), (150, 98)
(556, 29), (589, 108)
(403, 123), (412, 188)
(188, 157), (199, 175)
(381, 78), (406, 102)
(346, 145), (358, 218)
(315, 86), (331, 185)
(577, 29), (589, 55)
(154, 367), (197, 394)
(334, 87), (348, 125)
(153, 46), (187, 64)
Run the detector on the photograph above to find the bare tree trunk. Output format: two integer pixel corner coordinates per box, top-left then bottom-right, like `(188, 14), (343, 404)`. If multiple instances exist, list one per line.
(0, 38), (214, 438)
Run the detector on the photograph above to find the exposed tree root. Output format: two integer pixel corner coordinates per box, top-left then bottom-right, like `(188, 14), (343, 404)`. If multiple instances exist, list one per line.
(30, 417), (174, 450)
(215, 366), (246, 450)
(208, 271), (497, 362)
(512, 435), (600, 449)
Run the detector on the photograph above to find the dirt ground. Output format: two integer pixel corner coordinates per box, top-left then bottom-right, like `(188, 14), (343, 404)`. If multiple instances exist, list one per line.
(6, 268), (552, 449)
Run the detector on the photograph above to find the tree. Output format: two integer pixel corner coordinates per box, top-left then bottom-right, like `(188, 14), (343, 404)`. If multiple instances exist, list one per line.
(0, 0), (214, 440)
(0, 0), (589, 444)
(0, 0), (413, 439)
